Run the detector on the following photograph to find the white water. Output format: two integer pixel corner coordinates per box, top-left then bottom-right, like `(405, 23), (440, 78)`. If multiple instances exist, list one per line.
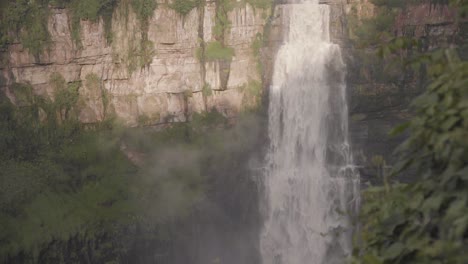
(260, 2), (360, 264)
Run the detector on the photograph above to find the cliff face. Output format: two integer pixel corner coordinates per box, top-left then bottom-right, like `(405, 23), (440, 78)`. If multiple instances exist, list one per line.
(0, 1), (269, 125)
(1, 0), (462, 172)
(332, 0), (464, 179)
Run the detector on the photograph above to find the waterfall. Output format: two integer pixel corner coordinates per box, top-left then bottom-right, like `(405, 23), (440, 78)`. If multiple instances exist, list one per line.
(260, 1), (360, 264)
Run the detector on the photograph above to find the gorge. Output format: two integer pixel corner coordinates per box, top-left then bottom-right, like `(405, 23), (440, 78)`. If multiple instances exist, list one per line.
(0, 0), (465, 263)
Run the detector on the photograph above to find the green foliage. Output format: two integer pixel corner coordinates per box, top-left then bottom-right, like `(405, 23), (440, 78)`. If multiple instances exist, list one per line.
(354, 49), (468, 264)
(137, 114), (151, 126)
(195, 44), (204, 61)
(0, 0), (264, 260)
(241, 80), (262, 108)
(370, 0), (406, 8)
(170, 0), (200, 16)
(0, 126), (136, 260)
(0, 0), (51, 56)
(245, 0), (272, 9)
(68, 0), (121, 46)
(216, 0), (236, 12)
(353, 2), (468, 263)
(252, 32), (263, 73)
(50, 73), (81, 121)
(128, 0), (157, 68)
(245, 80), (262, 98)
(0, 0), (121, 53)
(127, 39), (155, 73)
(140, 39), (156, 66)
(118, 0), (157, 75)
(357, 0), (456, 46)
(0, 0), (155, 54)
(252, 33), (263, 58)
(21, 4), (50, 57)
(213, 12), (230, 39)
(212, 0), (234, 40)
(0, 81), (262, 261)
(3, 138), (130, 245)
(0, 94), (164, 260)
(11, 82), (35, 107)
(202, 84), (213, 97)
(70, 0), (112, 21)
(204, 41), (235, 61)
(371, 0), (450, 8)
(348, 5), (398, 47)
(183, 89), (193, 99)
(191, 110), (227, 130)
(85, 72), (101, 89)
(83, 73), (114, 118)
(131, 0), (157, 23)
(361, 12), (394, 42)
(348, 0), (451, 47)
(195, 0), (240, 66)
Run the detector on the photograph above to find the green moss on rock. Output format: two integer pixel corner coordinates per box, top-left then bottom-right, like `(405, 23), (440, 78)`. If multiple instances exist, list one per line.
(204, 41), (234, 61)
(170, 0), (201, 16)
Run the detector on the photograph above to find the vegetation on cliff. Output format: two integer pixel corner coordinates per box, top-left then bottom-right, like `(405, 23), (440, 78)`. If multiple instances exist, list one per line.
(352, 1), (468, 263)
(170, 0), (201, 16)
(0, 0), (272, 54)
(203, 41), (235, 61)
(0, 73), (265, 262)
(0, 0), (156, 54)
(0, 0), (51, 56)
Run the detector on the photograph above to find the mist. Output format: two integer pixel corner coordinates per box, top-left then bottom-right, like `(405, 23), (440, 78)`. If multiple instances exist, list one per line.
(118, 111), (267, 263)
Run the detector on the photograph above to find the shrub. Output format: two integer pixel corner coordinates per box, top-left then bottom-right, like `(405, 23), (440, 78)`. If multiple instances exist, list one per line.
(202, 84), (213, 97)
(354, 49), (468, 264)
(213, 10), (231, 39)
(211, 0), (235, 40)
(353, 1), (468, 262)
(131, 0), (157, 22)
(11, 82), (35, 107)
(68, 0), (121, 46)
(183, 89), (193, 98)
(251, 33), (263, 58)
(370, 0), (406, 8)
(170, 0), (200, 16)
(127, 39), (155, 73)
(252, 32), (263, 73)
(241, 80), (262, 107)
(204, 41), (234, 61)
(50, 73), (80, 121)
(0, 0), (51, 56)
(246, 0), (272, 9)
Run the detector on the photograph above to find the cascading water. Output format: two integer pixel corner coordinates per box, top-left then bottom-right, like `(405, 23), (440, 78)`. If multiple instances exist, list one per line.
(260, 1), (360, 264)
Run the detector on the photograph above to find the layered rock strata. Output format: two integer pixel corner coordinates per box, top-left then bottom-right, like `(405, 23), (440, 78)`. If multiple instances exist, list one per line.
(0, 1), (270, 125)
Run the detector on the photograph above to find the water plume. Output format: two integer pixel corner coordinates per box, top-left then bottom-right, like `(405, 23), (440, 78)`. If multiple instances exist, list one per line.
(261, 1), (360, 263)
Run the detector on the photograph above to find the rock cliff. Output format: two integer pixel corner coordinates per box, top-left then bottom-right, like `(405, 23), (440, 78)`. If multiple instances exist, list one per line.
(0, 0), (270, 125)
(1, 0), (463, 175)
(332, 0), (465, 180)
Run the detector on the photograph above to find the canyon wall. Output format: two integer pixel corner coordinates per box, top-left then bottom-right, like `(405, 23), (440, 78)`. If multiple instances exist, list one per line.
(0, 0), (270, 126)
(328, 0), (465, 179)
(1, 0), (463, 173)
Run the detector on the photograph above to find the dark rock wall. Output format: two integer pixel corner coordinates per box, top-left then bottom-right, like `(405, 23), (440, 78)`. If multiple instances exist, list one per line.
(329, 0), (465, 182)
